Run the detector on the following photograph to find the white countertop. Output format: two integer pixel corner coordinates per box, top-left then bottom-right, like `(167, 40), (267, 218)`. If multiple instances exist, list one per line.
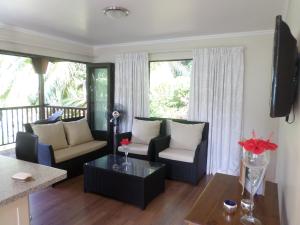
(0, 156), (67, 206)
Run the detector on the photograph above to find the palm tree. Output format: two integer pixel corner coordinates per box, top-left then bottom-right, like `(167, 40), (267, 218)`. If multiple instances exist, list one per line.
(0, 55), (38, 107)
(44, 62), (87, 107)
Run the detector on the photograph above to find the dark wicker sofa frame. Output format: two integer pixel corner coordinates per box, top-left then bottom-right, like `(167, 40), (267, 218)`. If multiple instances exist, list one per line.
(153, 119), (209, 185)
(25, 117), (110, 178)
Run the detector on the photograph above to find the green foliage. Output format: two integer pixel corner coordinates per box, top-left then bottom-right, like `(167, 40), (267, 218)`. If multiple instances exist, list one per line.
(0, 55), (87, 108)
(0, 55), (39, 107)
(150, 60), (192, 119)
(166, 88), (189, 108)
(170, 60), (192, 77)
(44, 62), (87, 107)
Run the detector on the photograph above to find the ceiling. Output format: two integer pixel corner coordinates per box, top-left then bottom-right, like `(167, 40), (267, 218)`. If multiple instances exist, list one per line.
(0, 0), (287, 46)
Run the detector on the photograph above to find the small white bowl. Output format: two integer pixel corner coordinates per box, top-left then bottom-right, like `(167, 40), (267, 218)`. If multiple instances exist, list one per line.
(223, 200), (237, 214)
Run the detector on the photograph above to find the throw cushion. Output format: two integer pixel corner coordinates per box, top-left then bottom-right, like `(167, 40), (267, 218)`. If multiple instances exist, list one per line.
(169, 121), (205, 151)
(131, 118), (161, 145)
(31, 121), (68, 150)
(63, 118), (94, 146)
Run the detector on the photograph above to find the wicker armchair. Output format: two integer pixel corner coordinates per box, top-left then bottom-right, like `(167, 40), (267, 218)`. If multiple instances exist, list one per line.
(153, 120), (209, 185)
(116, 117), (166, 161)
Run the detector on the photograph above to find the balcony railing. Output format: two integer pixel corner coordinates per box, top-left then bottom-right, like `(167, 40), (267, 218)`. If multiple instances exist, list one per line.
(0, 105), (87, 146)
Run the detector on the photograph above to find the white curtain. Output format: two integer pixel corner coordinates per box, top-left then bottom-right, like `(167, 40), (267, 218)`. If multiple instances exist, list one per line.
(115, 52), (149, 132)
(188, 47), (244, 175)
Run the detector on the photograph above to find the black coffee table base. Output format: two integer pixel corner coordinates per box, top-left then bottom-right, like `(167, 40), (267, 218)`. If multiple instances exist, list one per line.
(84, 157), (165, 209)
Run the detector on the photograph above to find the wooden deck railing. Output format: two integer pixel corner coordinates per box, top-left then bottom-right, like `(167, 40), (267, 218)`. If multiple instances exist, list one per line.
(0, 105), (87, 146)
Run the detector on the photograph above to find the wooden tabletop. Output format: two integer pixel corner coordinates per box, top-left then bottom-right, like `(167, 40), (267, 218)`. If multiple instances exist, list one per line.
(184, 173), (280, 225)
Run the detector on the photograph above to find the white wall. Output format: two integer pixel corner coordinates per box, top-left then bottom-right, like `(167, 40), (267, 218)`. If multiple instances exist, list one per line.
(94, 32), (279, 181)
(276, 0), (300, 224)
(0, 24), (93, 62)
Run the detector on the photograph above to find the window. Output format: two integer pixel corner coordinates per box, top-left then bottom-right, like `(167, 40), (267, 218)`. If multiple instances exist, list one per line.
(150, 60), (192, 119)
(44, 61), (87, 107)
(0, 54), (39, 107)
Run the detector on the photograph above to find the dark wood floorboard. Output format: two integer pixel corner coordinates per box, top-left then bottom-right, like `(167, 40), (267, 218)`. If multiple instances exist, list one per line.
(30, 175), (212, 225)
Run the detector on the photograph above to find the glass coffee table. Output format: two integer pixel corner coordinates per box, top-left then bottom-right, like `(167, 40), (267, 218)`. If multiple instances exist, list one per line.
(83, 154), (166, 209)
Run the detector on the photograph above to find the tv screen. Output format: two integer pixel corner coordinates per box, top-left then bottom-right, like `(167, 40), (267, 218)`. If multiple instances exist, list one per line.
(270, 15), (299, 118)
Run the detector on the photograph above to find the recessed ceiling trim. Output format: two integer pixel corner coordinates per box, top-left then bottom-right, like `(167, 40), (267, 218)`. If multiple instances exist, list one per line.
(0, 22), (91, 48)
(94, 30), (274, 49)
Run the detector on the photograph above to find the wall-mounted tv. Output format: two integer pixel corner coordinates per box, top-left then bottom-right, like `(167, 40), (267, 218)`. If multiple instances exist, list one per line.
(270, 15), (299, 119)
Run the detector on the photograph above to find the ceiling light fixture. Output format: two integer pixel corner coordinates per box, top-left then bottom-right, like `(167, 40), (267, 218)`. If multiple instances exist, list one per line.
(103, 6), (130, 19)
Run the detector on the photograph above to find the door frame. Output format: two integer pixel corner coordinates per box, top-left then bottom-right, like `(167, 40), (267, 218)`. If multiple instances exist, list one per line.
(86, 63), (115, 147)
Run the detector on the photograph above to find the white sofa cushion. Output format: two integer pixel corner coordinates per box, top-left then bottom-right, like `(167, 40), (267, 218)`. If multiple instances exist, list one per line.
(131, 118), (161, 145)
(32, 121), (68, 150)
(118, 143), (148, 156)
(54, 140), (107, 163)
(169, 121), (205, 151)
(63, 118), (94, 146)
(159, 148), (195, 163)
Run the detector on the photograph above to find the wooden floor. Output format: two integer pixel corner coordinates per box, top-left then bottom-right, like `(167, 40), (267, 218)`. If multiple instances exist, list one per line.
(30, 175), (212, 225)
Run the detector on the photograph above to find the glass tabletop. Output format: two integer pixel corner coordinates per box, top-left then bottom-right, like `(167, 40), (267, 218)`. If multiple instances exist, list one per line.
(85, 154), (165, 178)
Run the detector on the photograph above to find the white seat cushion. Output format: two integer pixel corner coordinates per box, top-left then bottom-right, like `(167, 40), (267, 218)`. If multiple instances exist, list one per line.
(169, 121), (205, 151)
(131, 118), (161, 145)
(63, 118), (94, 146)
(118, 143), (148, 156)
(54, 140), (107, 163)
(32, 121), (68, 150)
(159, 148), (195, 163)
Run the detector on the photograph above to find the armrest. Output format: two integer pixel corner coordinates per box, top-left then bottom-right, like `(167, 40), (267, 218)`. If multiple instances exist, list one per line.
(37, 143), (55, 166)
(153, 135), (171, 160)
(116, 132), (132, 146)
(90, 131), (107, 141)
(194, 139), (208, 173)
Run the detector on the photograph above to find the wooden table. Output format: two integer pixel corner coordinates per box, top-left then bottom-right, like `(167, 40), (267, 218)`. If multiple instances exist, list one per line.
(184, 173), (280, 225)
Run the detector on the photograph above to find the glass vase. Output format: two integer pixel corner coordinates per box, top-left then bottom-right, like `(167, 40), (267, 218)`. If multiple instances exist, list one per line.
(240, 151), (269, 225)
(122, 145), (130, 166)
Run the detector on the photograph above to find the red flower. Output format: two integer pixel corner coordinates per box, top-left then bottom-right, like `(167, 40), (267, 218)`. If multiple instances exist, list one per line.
(238, 132), (278, 155)
(262, 140), (278, 151)
(120, 138), (131, 145)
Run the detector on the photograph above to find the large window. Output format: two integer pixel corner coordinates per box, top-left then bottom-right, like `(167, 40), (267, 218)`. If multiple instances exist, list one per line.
(0, 54), (38, 107)
(44, 61), (87, 107)
(150, 60), (192, 119)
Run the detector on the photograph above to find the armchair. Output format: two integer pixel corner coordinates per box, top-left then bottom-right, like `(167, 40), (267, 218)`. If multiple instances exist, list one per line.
(116, 117), (166, 161)
(154, 120), (209, 185)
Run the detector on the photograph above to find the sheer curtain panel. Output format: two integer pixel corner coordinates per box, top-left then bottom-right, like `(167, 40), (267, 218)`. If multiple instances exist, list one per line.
(115, 52), (150, 132)
(188, 47), (244, 175)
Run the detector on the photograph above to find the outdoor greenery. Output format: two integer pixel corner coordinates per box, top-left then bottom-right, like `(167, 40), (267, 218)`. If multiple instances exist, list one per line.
(150, 60), (192, 119)
(0, 54), (87, 108)
(93, 68), (108, 130)
(0, 55), (38, 107)
(45, 62), (87, 107)
(0, 53), (192, 119)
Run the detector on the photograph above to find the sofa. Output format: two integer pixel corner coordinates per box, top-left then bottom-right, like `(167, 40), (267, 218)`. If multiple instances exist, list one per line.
(25, 117), (109, 178)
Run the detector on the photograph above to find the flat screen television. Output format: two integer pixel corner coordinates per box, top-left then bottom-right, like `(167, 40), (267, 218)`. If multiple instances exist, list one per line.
(270, 15), (299, 118)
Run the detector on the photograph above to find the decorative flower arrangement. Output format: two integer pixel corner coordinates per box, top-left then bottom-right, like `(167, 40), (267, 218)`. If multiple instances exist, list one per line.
(120, 138), (131, 146)
(238, 131), (278, 154)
